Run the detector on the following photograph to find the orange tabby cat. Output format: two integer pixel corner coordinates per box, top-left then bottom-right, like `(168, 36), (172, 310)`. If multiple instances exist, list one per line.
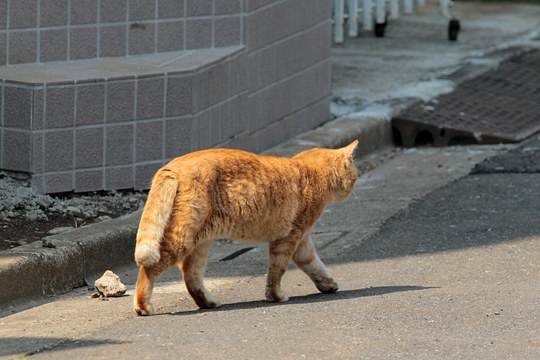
(134, 140), (359, 315)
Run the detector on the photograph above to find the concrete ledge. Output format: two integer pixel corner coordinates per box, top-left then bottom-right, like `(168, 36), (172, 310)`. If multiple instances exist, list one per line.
(0, 210), (141, 308)
(0, 47), (245, 85)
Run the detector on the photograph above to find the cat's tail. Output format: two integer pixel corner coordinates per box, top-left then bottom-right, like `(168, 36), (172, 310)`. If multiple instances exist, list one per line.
(135, 169), (177, 267)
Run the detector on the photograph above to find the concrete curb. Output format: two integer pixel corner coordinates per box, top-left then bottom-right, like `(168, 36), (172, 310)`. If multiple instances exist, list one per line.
(0, 210), (141, 307)
(0, 44), (530, 309)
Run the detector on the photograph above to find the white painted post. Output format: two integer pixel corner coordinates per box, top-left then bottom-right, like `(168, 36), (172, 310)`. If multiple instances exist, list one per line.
(362, 0), (373, 30)
(389, 0), (399, 19)
(348, 0), (358, 37)
(440, 0), (453, 19)
(404, 0), (413, 14)
(334, 0), (345, 43)
(375, 0), (385, 24)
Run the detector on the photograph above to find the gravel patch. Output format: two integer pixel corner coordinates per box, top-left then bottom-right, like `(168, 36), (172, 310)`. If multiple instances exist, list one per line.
(0, 173), (147, 251)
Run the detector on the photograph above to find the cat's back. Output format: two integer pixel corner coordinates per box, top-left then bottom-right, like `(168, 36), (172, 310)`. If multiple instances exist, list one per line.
(165, 148), (281, 175)
(162, 148), (300, 191)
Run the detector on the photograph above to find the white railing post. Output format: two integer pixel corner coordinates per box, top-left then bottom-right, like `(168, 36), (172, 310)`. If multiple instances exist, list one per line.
(334, 0), (345, 43)
(348, 0), (359, 37)
(404, 0), (414, 14)
(375, 0), (385, 24)
(362, 0), (373, 30)
(389, 0), (399, 19)
(440, 0), (453, 19)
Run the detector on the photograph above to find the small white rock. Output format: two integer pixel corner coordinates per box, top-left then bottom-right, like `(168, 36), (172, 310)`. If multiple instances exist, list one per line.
(94, 270), (127, 297)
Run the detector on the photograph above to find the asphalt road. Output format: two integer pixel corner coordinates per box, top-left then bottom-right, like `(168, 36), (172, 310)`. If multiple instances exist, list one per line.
(2, 139), (538, 359)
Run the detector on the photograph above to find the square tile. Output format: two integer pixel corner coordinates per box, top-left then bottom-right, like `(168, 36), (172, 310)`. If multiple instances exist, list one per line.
(32, 88), (45, 130)
(105, 166), (133, 190)
(8, 0), (37, 29)
(197, 61), (229, 110)
(100, 0), (127, 23)
(214, 16), (241, 47)
(0, 0), (6, 29)
(0, 31), (6, 65)
(229, 53), (248, 95)
(76, 83), (105, 125)
(70, 0), (98, 25)
(186, 0), (212, 17)
(32, 132), (44, 173)
(44, 130), (74, 171)
(166, 74), (194, 117)
(3, 130), (31, 172)
(45, 86), (74, 128)
(136, 77), (164, 120)
(43, 172), (74, 193)
(106, 80), (135, 123)
(70, 27), (97, 60)
(165, 116), (192, 158)
(8, 31), (37, 64)
(157, 21), (184, 53)
(191, 109), (213, 150)
(105, 124), (133, 166)
(128, 23), (155, 55)
(136, 120), (163, 162)
(75, 127), (104, 168)
(158, 0), (184, 19)
(39, 29), (68, 62)
(215, 0), (241, 15)
(129, 0), (156, 21)
(135, 162), (161, 190)
(99, 25), (127, 57)
(185, 19), (212, 49)
(4, 86), (32, 129)
(75, 169), (104, 192)
(40, 0), (69, 27)
(31, 174), (44, 194)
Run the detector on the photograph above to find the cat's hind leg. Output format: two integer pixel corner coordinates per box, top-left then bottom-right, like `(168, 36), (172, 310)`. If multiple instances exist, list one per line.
(179, 239), (221, 309)
(134, 266), (156, 316)
(292, 234), (338, 294)
(134, 247), (177, 315)
(266, 235), (301, 303)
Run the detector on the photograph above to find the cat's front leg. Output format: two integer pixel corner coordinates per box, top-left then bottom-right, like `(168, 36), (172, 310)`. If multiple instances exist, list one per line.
(265, 237), (300, 302)
(292, 234), (339, 294)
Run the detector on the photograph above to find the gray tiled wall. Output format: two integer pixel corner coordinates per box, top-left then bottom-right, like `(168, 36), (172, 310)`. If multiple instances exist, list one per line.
(0, 0), (244, 65)
(0, 0), (333, 193)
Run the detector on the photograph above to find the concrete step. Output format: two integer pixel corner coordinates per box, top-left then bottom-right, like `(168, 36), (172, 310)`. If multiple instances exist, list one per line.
(0, 46), (249, 193)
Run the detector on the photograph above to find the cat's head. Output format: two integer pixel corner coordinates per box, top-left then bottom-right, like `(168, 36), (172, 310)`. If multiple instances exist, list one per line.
(329, 140), (359, 202)
(294, 140), (359, 202)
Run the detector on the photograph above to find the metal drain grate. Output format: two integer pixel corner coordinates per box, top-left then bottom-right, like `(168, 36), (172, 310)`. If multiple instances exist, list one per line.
(392, 49), (540, 147)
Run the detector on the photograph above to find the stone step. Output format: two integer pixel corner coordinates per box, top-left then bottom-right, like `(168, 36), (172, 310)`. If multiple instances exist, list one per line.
(0, 46), (250, 193)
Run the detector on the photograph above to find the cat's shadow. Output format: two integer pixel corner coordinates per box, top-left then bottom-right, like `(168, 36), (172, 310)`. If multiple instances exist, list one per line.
(162, 285), (436, 316)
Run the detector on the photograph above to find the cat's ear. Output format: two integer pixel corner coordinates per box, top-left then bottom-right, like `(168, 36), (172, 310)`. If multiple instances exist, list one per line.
(342, 140), (359, 159)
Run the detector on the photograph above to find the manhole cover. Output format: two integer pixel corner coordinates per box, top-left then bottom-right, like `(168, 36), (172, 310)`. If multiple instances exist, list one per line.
(392, 49), (540, 147)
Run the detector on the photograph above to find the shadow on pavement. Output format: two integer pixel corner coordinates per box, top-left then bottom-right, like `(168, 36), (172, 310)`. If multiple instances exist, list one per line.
(0, 337), (129, 357)
(163, 285), (437, 316)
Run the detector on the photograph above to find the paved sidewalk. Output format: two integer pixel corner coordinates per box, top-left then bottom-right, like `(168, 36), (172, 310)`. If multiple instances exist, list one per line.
(1, 0), (540, 315)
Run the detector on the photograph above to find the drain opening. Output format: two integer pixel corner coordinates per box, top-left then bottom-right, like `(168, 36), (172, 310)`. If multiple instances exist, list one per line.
(448, 136), (478, 146)
(414, 131), (434, 146)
